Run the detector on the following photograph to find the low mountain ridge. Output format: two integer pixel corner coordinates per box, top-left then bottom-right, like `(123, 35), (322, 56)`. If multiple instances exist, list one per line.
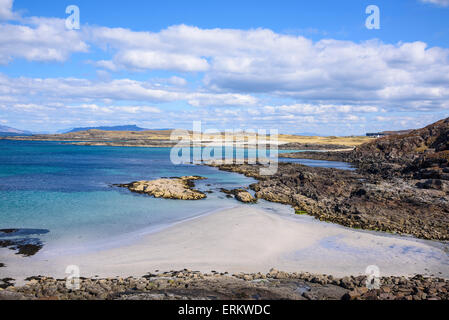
(0, 125), (31, 135)
(65, 125), (150, 133)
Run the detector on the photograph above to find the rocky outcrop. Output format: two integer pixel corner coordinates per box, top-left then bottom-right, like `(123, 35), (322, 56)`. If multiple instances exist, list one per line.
(346, 118), (449, 182)
(0, 229), (48, 257)
(282, 118), (449, 189)
(274, 119), (449, 235)
(280, 150), (352, 162)
(116, 176), (207, 200)
(220, 188), (257, 203)
(211, 162), (449, 240)
(279, 143), (351, 150)
(207, 118), (449, 240)
(1, 270), (447, 300)
(0, 239), (43, 257)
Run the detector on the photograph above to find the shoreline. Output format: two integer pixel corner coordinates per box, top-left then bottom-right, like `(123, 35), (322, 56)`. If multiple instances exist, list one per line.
(2, 270), (449, 300)
(1, 136), (448, 300)
(209, 162), (449, 241)
(2, 206), (448, 285)
(35, 204), (240, 258)
(0, 136), (362, 151)
(1, 205), (448, 300)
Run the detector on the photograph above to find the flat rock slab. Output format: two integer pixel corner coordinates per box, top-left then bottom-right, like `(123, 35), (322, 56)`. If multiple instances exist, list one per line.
(117, 176), (207, 200)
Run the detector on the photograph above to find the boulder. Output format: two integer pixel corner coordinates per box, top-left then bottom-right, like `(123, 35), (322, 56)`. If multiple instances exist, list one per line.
(220, 188), (257, 203)
(116, 176), (207, 200)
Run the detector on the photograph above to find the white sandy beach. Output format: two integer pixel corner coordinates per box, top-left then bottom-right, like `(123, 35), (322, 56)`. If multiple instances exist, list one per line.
(1, 206), (448, 284)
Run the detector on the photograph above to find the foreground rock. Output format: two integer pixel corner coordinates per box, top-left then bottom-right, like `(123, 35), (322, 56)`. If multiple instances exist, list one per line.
(0, 239), (43, 257)
(116, 176), (207, 200)
(220, 188), (257, 203)
(0, 229), (49, 257)
(1, 270), (447, 300)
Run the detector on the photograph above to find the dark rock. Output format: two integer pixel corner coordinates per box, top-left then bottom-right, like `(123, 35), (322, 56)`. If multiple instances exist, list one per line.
(0, 238), (44, 257)
(1, 271), (447, 301)
(210, 161), (449, 240)
(0, 278), (15, 289)
(220, 188), (257, 203)
(416, 179), (444, 190)
(0, 229), (19, 234)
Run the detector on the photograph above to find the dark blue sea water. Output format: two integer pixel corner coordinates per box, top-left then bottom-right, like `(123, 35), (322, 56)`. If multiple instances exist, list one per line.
(0, 140), (352, 254)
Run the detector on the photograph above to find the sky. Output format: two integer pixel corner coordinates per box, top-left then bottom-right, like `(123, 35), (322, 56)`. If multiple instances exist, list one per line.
(0, 0), (448, 135)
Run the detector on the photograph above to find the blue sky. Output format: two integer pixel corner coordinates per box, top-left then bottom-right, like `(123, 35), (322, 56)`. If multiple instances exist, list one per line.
(0, 0), (448, 134)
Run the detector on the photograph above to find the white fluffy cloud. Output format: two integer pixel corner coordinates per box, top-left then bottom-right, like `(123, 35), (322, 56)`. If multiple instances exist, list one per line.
(0, 0), (14, 20)
(1, 3), (448, 112)
(89, 25), (449, 110)
(0, 73), (257, 107)
(1, 1), (448, 134)
(0, 17), (88, 64)
(1, 103), (161, 115)
(261, 104), (380, 115)
(98, 50), (209, 72)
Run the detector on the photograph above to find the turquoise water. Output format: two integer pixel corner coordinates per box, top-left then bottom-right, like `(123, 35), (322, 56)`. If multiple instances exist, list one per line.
(0, 140), (351, 254)
(0, 140), (263, 252)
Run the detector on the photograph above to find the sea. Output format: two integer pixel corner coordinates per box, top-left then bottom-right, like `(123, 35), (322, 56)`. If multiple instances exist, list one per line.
(0, 140), (352, 254)
(1, 140), (448, 278)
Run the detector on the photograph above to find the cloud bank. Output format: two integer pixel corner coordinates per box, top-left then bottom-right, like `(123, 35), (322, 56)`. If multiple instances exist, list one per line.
(0, 1), (448, 134)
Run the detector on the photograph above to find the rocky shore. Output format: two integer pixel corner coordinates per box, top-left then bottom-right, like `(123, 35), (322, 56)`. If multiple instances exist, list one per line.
(282, 118), (449, 186)
(116, 176), (207, 200)
(280, 150), (352, 162)
(209, 161), (449, 240)
(240, 118), (449, 240)
(1, 270), (447, 300)
(278, 143), (352, 151)
(0, 229), (48, 258)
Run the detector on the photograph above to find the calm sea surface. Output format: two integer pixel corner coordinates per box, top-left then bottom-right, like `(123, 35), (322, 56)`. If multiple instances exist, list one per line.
(0, 140), (351, 254)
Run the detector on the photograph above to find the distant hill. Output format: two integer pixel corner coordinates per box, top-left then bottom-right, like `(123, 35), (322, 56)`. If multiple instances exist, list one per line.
(294, 132), (325, 137)
(0, 125), (32, 136)
(64, 125), (154, 133)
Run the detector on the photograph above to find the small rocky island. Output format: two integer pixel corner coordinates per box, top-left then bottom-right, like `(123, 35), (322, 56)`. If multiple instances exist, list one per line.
(116, 176), (207, 200)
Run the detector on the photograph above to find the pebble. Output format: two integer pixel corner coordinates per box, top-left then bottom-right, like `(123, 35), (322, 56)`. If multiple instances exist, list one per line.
(1, 270), (447, 301)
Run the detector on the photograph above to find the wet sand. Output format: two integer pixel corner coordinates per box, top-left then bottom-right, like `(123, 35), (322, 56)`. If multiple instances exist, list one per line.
(1, 206), (448, 285)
